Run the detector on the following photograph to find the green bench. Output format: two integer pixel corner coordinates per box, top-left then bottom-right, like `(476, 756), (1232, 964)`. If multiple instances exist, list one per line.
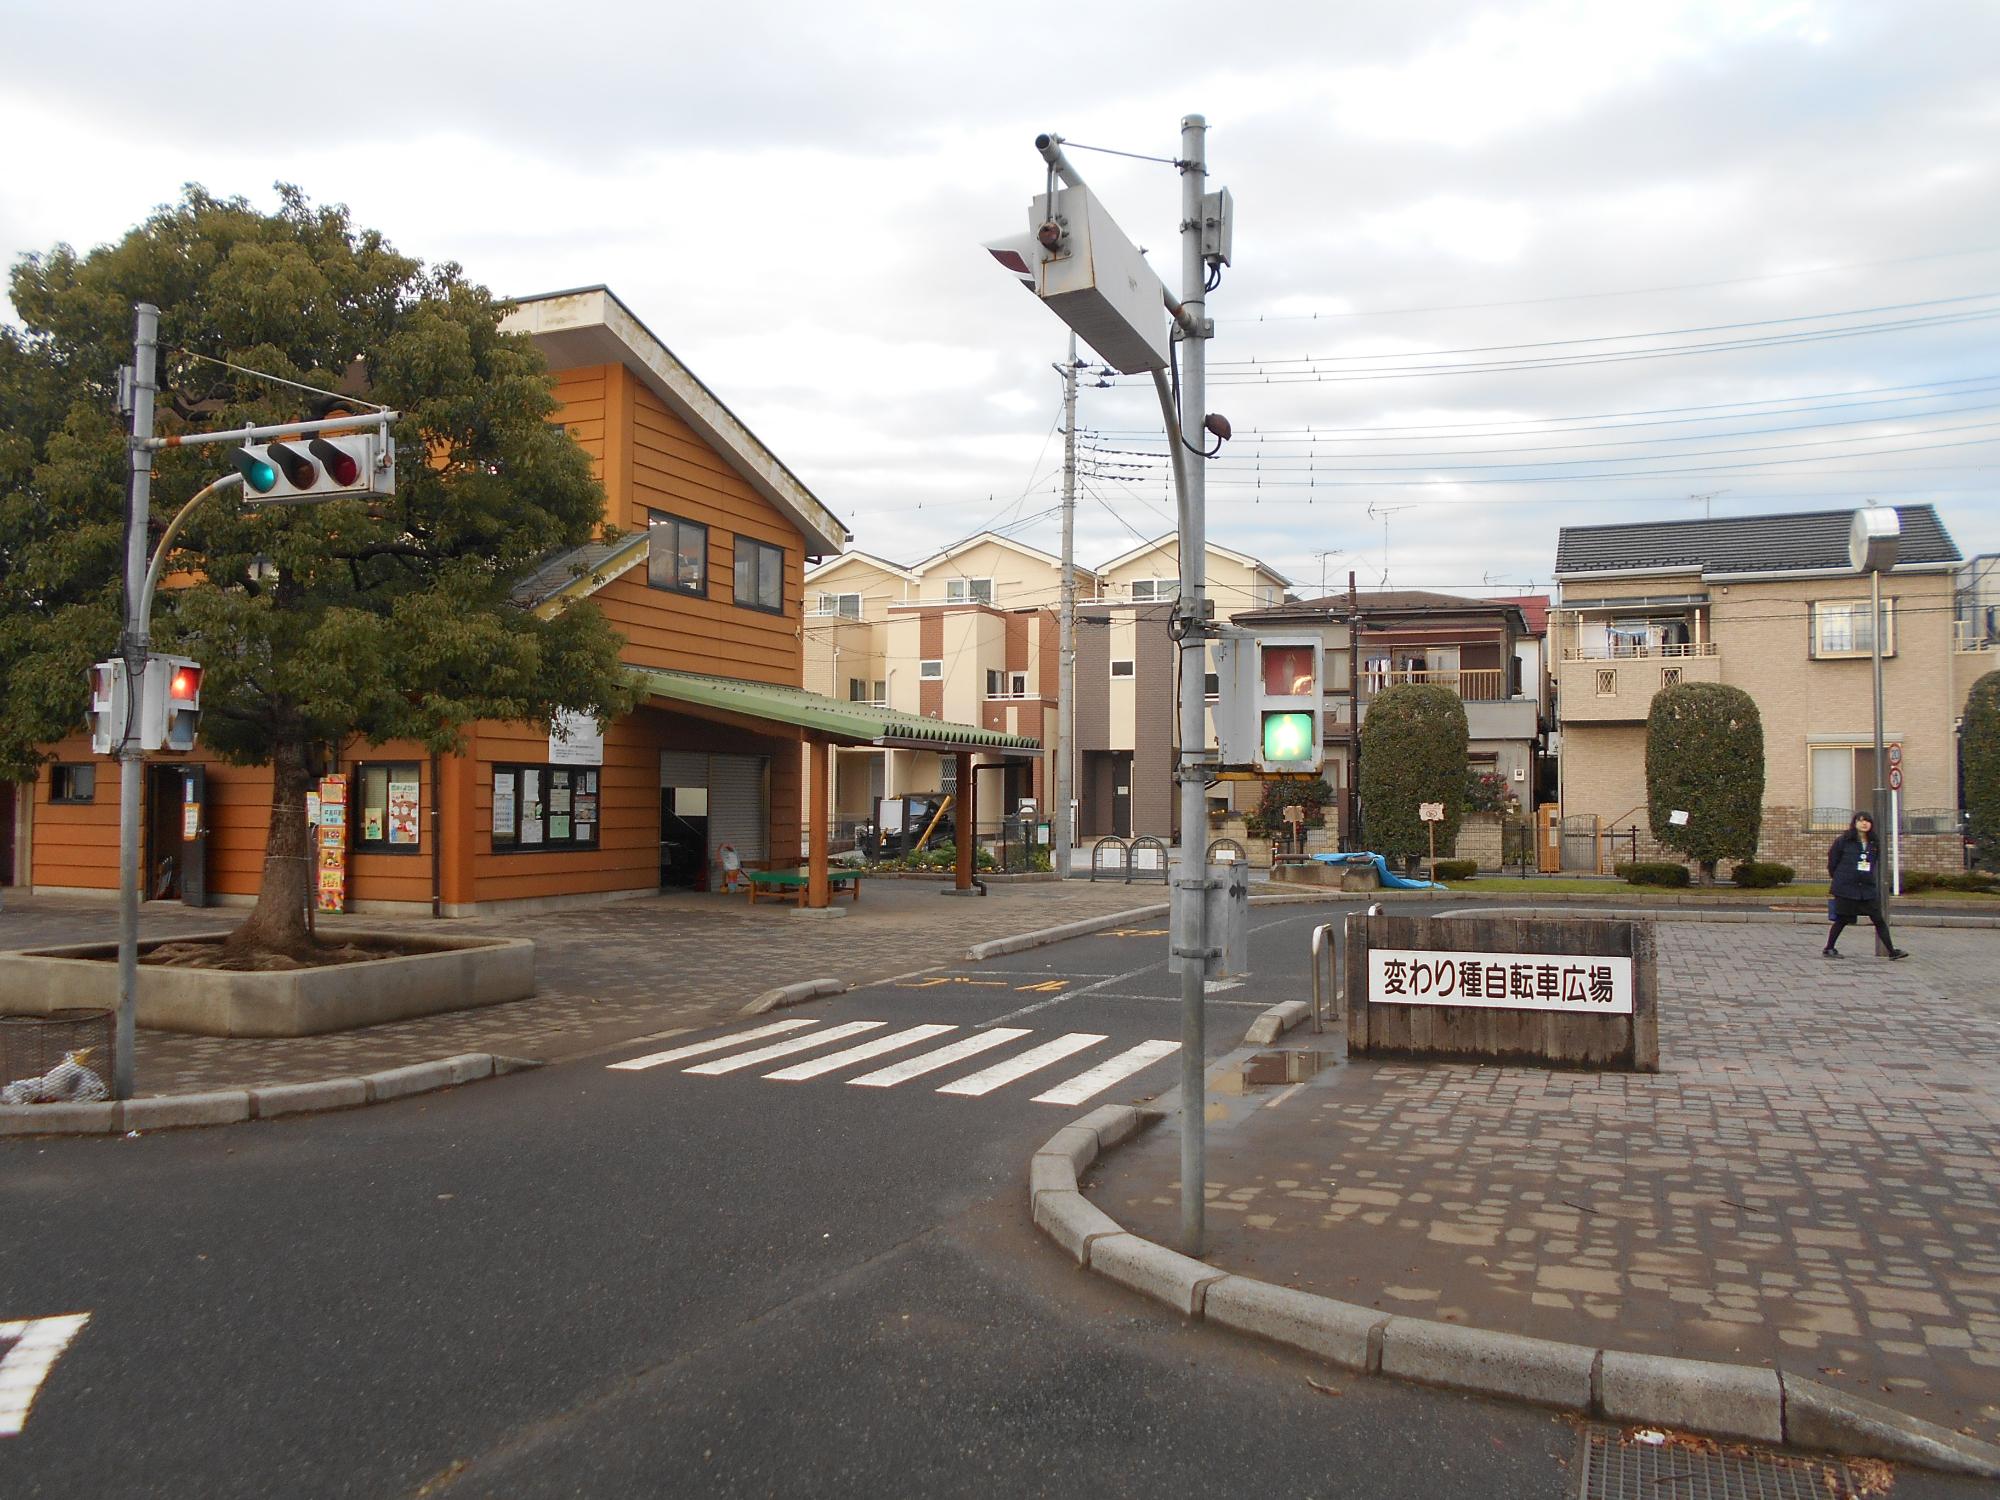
(744, 868), (863, 907)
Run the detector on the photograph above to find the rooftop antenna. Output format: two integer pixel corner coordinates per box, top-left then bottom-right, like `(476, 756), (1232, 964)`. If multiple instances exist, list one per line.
(1691, 488), (1729, 520)
(1365, 500), (1412, 588)
(1312, 547), (1344, 595)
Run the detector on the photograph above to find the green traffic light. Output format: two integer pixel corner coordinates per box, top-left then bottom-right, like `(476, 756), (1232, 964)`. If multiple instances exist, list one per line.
(1262, 711), (1314, 762)
(232, 447), (278, 493)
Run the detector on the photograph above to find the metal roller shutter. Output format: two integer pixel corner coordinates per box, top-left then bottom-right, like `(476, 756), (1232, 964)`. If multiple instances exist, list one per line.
(707, 755), (768, 867)
(659, 751), (707, 788)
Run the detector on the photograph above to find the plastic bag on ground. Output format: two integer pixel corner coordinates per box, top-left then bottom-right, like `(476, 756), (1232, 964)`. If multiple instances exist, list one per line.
(0, 1049), (110, 1105)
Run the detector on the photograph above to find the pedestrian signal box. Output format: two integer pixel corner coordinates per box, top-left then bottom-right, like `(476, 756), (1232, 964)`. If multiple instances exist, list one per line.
(1212, 630), (1323, 773)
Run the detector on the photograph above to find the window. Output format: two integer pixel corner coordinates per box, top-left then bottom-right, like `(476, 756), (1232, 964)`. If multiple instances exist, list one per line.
(491, 764), (601, 852)
(50, 763), (94, 803)
(354, 761), (422, 851)
(1594, 668), (1618, 697)
(1660, 666), (1683, 690)
(1204, 672), (1219, 700)
(647, 513), (707, 596)
(734, 537), (785, 613)
(849, 678), (869, 702)
(945, 578), (993, 605)
(812, 591), (862, 618)
(984, 670), (1030, 697)
(1012, 671), (1028, 696)
(919, 659), (943, 680)
(1110, 660), (1136, 679)
(1131, 577), (1179, 602)
(1809, 745), (1882, 827)
(1811, 599), (1895, 658)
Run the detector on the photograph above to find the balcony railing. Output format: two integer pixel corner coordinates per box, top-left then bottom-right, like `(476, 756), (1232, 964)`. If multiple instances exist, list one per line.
(1360, 667), (1507, 701)
(1560, 641), (1718, 662)
(1955, 622), (1996, 653)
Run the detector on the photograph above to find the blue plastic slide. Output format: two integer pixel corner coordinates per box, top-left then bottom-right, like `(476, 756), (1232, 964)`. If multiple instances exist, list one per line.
(1312, 851), (1447, 891)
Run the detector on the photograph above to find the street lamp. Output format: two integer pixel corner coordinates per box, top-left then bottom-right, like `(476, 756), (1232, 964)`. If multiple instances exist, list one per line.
(1849, 506), (1900, 952)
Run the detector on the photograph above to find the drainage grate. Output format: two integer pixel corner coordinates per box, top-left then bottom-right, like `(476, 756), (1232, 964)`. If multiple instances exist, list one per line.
(1577, 1424), (1871, 1500)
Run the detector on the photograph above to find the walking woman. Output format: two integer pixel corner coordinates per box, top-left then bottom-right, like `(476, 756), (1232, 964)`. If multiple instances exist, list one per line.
(1824, 811), (1907, 959)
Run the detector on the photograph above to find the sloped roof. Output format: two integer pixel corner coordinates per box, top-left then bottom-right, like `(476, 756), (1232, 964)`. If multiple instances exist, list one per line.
(631, 668), (1040, 754)
(1555, 505), (1961, 578)
(804, 548), (919, 584)
(1493, 593), (1550, 634)
(1235, 588), (1524, 625)
(511, 532), (650, 615)
(911, 530), (1098, 579)
(1095, 531), (1293, 585)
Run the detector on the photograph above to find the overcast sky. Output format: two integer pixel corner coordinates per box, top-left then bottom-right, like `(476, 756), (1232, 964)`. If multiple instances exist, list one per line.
(4, 0), (1995, 601)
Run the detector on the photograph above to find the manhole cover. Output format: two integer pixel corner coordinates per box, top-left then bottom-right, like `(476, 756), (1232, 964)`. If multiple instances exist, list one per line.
(1577, 1424), (1876, 1499)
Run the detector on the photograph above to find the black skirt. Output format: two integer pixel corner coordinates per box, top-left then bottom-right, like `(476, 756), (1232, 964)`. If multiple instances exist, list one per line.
(1832, 895), (1880, 919)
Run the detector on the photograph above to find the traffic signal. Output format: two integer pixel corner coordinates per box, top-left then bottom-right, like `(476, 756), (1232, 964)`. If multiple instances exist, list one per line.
(1211, 630), (1324, 773)
(161, 657), (202, 752)
(87, 659), (127, 754)
(230, 430), (393, 504)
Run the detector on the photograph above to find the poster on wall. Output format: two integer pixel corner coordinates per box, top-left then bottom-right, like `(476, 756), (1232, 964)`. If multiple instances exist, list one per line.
(521, 768), (544, 845)
(493, 773), (516, 838)
(387, 777), (420, 846)
(316, 774), (349, 913)
(364, 809), (384, 841)
(548, 709), (604, 767)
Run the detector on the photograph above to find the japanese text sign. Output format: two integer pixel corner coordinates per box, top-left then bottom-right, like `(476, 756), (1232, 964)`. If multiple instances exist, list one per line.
(1368, 946), (1633, 1015)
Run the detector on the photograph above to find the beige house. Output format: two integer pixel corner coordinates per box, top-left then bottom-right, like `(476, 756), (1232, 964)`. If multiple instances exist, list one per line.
(1553, 506), (1968, 874)
(1095, 534), (1289, 615)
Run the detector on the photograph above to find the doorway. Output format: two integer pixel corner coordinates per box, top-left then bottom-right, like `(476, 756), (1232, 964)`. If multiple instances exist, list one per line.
(0, 781), (13, 885)
(144, 764), (209, 905)
(660, 784), (709, 889)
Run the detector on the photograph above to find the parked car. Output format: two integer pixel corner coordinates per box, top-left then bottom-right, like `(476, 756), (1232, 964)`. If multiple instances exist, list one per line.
(870, 793), (955, 859)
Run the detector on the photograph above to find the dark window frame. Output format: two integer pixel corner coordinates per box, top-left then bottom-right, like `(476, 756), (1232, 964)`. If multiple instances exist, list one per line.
(733, 536), (786, 615)
(352, 760), (423, 855)
(50, 763), (96, 804)
(489, 762), (603, 854)
(647, 512), (710, 597)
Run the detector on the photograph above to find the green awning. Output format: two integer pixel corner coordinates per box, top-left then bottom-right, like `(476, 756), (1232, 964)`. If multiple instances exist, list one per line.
(631, 667), (1041, 755)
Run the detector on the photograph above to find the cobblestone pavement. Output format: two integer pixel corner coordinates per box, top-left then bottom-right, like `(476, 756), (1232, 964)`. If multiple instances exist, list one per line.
(1088, 923), (2000, 1448)
(0, 880), (1168, 1096)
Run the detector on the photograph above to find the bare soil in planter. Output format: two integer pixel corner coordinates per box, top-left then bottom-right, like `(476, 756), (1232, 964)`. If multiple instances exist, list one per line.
(134, 935), (440, 973)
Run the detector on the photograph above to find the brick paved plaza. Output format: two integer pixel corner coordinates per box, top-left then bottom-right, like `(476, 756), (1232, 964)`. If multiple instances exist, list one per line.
(1090, 922), (2000, 1448)
(0, 881), (1161, 1096)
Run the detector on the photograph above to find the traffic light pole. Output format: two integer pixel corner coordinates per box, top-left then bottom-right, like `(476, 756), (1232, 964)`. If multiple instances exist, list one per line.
(1172, 114), (1212, 1257)
(1057, 335), (1078, 880)
(113, 303), (160, 1101)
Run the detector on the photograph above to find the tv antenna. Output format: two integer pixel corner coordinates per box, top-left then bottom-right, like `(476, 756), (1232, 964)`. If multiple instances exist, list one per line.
(1365, 501), (1412, 588)
(1690, 488), (1729, 520)
(1311, 547), (1344, 595)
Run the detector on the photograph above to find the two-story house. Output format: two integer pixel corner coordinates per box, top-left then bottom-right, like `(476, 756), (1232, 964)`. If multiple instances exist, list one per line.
(22, 286), (1033, 913)
(1552, 506), (1966, 874)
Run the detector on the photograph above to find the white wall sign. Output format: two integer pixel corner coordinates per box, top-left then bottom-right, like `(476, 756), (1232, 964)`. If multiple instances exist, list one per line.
(1368, 948), (1633, 1014)
(548, 709), (604, 766)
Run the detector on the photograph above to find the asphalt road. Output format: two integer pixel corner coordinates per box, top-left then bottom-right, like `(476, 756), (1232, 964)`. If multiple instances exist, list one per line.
(1, 896), (1987, 1497)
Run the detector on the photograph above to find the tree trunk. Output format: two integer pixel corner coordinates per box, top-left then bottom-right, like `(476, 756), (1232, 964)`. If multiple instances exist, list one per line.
(225, 734), (317, 957)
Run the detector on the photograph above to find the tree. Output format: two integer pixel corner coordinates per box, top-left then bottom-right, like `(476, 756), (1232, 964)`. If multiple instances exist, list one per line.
(1644, 681), (1763, 881)
(1964, 671), (2000, 872)
(1357, 683), (1468, 861)
(1, 187), (635, 954)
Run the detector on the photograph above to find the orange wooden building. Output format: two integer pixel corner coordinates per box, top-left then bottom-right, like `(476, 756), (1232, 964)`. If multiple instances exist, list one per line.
(17, 287), (1035, 915)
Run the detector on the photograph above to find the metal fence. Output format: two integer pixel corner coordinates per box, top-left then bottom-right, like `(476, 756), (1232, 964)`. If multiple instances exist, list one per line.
(1, 1009), (115, 1092)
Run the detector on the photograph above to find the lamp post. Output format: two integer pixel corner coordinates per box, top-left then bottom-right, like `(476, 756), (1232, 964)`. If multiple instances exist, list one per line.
(1849, 506), (1900, 953)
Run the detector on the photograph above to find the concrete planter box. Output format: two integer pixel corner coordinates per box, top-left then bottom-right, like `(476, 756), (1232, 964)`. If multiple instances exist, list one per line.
(0, 931), (535, 1037)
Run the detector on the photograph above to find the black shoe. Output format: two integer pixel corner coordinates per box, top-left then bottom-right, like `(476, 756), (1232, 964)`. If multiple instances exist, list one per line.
(1822, 947), (1841, 958)
(1888, 948), (1909, 960)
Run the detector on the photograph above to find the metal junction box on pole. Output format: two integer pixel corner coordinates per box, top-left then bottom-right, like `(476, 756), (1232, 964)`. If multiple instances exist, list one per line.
(1168, 859), (1248, 979)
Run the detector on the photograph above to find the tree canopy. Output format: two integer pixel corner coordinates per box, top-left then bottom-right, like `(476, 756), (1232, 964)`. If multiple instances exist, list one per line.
(1, 186), (635, 947)
(1358, 683), (1468, 861)
(1644, 681), (1764, 879)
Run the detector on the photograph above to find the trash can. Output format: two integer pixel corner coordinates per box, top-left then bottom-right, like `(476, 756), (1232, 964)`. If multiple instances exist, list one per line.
(0, 1009), (116, 1093)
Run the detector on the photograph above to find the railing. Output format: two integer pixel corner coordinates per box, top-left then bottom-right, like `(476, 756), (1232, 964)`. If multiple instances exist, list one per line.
(982, 691), (1039, 702)
(1955, 622), (1996, 652)
(1560, 642), (1718, 662)
(1360, 667), (1507, 701)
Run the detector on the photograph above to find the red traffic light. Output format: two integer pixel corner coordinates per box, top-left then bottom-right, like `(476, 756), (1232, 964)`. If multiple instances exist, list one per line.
(309, 437), (361, 487)
(169, 664), (201, 701)
(265, 441), (317, 489)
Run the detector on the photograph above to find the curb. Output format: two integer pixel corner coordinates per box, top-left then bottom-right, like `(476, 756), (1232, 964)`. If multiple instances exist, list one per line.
(1028, 1113), (2000, 1479)
(0, 1051), (523, 1139)
(1243, 999), (1312, 1047)
(739, 977), (848, 1016)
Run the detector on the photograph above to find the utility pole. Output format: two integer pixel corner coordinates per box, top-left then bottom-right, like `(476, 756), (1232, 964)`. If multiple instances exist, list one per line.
(1057, 333), (1079, 879)
(113, 304), (159, 1101)
(1348, 569), (1361, 849)
(1172, 114), (1212, 1257)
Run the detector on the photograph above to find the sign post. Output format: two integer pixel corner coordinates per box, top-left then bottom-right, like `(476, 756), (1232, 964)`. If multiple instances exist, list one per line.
(1419, 802), (1444, 885)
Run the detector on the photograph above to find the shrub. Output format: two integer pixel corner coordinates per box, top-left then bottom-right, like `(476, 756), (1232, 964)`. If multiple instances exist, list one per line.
(1645, 682), (1765, 881)
(1966, 671), (2000, 872)
(1252, 776), (1335, 835)
(1904, 869), (1999, 893)
(1433, 859), (1478, 882)
(1615, 861), (1691, 887)
(1358, 684), (1469, 861)
(1463, 770), (1509, 814)
(1730, 860), (1795, 888)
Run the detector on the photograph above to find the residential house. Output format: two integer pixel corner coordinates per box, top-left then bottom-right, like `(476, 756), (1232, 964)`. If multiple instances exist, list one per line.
(1552, 506), (1966, 874)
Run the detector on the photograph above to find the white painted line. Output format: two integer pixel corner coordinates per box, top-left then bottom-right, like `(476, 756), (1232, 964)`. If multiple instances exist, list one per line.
(684, 1021), (885, 1075)
(1031, 1039), (1181, 1106)
(608, 1019), (817, 1071)
(980, 959), (1161, 1027)
(0, 1313), (89, 1438)
(763, 1024), (958, 1082)
(937, 1033), (1107, 1097)
(847, 1029), (1032, 1088)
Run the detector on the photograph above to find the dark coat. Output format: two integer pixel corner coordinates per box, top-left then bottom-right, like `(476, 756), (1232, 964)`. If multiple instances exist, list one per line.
(1827, 831), (1882, 907)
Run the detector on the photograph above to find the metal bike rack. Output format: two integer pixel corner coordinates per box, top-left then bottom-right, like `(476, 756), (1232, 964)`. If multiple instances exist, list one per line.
(1309, 919), (1345, 1034)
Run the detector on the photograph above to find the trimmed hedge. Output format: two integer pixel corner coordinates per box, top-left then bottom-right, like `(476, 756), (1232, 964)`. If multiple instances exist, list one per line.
(1615, 861), (1692, 888)
(1730, 861), (1795, 888)
(1966, 671), (2000, 872)
(1902, 869), (1999, 893)
(1645, 682), (1764, 878)
(1358, 684), (1470, 862)
(1433, 859), (1478, 882)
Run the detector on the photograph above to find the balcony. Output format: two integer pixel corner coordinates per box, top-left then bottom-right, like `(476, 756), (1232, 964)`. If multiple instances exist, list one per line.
(1359, 667), (1508, 701)
(1557, 644), (1722, 723)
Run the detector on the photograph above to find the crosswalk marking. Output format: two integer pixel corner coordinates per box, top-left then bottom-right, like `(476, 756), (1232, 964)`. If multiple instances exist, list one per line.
(608, 1019), (816, 1072)
(763, 1024), (958, 1082)
(683, 1021), (886, 1075)
(936, 1033), (1108, 1097)
(846, 1028), (1033, 1088)
(1031, 1039), (1181, 1106)
(0, 1314), (89, 1438)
